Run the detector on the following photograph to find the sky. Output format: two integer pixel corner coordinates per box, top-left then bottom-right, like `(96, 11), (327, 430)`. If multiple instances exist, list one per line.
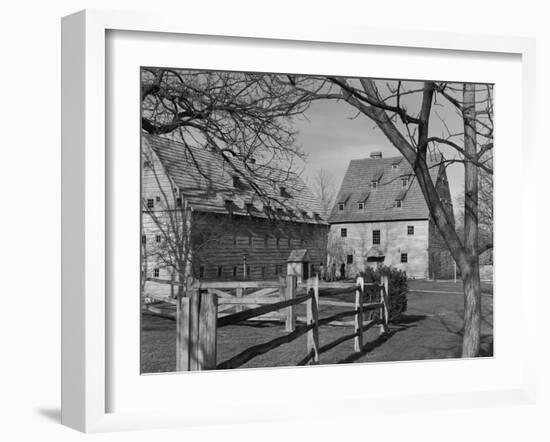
(292, 86), (467, 207)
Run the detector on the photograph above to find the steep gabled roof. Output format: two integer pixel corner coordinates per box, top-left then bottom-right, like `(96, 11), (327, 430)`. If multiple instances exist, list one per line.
(143, 134), (327, 225)
(328, 154), (442, 223)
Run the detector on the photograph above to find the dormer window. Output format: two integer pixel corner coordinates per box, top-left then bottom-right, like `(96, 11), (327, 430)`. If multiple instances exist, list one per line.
(371, 181), (378, 189)
(392, 163), (398, 170)
(232, 175), (240, 187)
(337, 193), (351, 210)
(395, 200), (403, 208)
(358, 202), (364, 210)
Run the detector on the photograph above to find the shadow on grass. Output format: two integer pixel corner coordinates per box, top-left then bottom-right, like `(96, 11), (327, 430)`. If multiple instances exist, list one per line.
(392, 314), (427, 325)
(335, 314), (426, 364)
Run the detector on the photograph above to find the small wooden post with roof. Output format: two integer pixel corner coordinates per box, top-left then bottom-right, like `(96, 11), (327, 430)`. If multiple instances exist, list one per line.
(287, 249), (311, 284)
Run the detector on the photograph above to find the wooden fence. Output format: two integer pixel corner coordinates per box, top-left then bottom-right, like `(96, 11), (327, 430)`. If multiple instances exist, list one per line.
(171, 275), (390, 371)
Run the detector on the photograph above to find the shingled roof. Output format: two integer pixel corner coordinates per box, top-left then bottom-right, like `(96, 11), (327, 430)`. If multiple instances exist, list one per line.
(143, 134), (327, 225)
(328, 154), (442, 223)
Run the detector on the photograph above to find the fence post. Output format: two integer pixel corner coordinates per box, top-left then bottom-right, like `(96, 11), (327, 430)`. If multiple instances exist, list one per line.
(285, 275), (297, 332)
(354, 277), (364, 352)
(197, 292), (218, 370)
(235, 287), (244, 313)
(380, 275), (389, 335)
(189, 289), (201, 370)
(306, 278), (320, 364)
(176, 294), (191, 371)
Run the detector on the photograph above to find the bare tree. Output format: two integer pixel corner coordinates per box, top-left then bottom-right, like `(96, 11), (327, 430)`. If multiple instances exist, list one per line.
(455, 162), (493, 255)
(311, 169), (337, 218)
(141, 69), (326, 211)
(141, 68), (494, 356)
(288, 77), (494, 357)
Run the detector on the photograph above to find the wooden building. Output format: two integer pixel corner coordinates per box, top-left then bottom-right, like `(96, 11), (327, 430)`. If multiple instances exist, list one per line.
(141, 134), (328, 296)
(327, 152), (455, 279)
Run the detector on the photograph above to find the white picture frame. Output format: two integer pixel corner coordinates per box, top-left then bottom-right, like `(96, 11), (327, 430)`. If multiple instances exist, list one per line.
(61, 9), (537, 433)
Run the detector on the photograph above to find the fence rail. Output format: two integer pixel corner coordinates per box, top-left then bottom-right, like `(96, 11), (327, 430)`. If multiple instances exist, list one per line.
(173, 274), (390, 371)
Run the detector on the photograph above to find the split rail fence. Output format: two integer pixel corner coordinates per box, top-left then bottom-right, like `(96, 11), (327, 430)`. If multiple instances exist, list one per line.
(164, 275), (390, 371)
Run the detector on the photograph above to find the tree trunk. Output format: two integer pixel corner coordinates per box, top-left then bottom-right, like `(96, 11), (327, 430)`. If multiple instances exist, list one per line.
(461, 83), (482, 357)
(461, 262), (481, 356)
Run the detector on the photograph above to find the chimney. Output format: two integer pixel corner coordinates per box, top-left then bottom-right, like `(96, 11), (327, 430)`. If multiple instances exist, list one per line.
(370, 151), (382, 159)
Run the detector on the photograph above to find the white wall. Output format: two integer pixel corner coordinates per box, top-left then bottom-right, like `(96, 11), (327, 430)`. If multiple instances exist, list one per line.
(1, 1), (548, 441)
(329, 220), (429, 278)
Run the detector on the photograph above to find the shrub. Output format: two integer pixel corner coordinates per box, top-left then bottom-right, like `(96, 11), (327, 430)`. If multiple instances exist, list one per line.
(360, 266), (408, 322)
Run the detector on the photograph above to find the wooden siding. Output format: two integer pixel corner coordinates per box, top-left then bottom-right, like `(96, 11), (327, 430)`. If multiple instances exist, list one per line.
(141, 140), (329, 299)
(191, 212), (329, 281)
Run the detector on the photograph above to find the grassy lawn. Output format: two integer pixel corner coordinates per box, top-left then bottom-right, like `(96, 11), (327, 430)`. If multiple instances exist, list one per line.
(141, 279), (493, 373)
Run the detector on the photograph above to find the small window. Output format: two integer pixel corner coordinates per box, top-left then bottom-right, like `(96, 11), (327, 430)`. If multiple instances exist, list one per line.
(155, 196), (161, 203)
(217, 266), (223, 278)
(246, 265), (251, 277)
(341, 228), (347, 238)
(338, 203), (344, 211)
(233, 235), (237, 246)
(346, 254), (353, 264)
(358, 202), (364, 210)
(154, 268), (160, 278)
(232, 266), (237, 277)
(155, 234), (161, 243)
(396, 200), (403, 208)
(248, 236), (253, 246)
(371, 181), (378, 189)
(276, 238), (280, 248)
(407, 226), (414, 235)
(373, 230), (380, 245)
(147, 198), (154, 209)
(232, 175), (240, 187)
(176, 197), (183, 207)
(261, 267), (266, 278)
(392, 163), (398, 170)
(275, 264), (282, 275)
(141, 234), (146, 244)
(264, 235), (269, 248)
(402, 179), (408, 187)
(199, 266), (205, 278)
(401, 253), (408, 263)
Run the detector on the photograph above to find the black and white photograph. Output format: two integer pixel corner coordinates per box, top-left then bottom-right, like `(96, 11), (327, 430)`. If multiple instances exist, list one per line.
(140, 68), (494, 373)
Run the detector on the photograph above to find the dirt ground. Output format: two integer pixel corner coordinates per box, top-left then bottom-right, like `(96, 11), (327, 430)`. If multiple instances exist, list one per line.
(141, 279), (493, 373)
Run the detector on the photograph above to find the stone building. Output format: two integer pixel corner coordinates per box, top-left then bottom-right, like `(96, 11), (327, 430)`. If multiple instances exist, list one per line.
(327, 152), (455, 279)
(141, 134), (328, 296)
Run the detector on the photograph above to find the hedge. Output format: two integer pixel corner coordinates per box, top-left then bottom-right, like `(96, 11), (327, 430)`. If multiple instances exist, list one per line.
(360, 266), (408, 322)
